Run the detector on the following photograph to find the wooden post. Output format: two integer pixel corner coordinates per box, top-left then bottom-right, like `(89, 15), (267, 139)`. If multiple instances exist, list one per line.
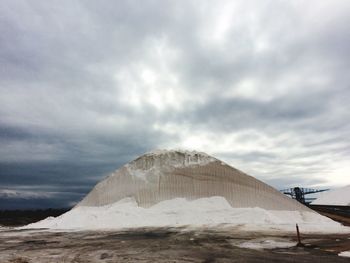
(296, 224), (303, 247)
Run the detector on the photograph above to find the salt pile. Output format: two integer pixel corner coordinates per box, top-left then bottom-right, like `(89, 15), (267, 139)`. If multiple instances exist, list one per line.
(25, 196), (346, 233)
(23, 150), (349, 233)
(312, 185), (350, 206)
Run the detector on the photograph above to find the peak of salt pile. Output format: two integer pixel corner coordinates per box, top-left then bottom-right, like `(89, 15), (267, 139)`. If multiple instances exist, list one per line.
(130, 149), (217, 169)
(23, 149), (349, 233)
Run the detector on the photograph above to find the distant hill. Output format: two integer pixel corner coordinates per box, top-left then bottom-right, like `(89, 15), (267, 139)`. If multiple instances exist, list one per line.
(0, 208), (70, 226)
(312, 185), (350, 206)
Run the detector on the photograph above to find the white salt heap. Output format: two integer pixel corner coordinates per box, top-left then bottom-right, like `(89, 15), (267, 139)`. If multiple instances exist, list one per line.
(25, 196), (347, 233)
(23, 150), (350, 233)
(312, 185), (350, 206)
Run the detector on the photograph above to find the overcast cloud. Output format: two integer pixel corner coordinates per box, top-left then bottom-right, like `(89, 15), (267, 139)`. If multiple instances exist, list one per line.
(1, 0), (349, 208)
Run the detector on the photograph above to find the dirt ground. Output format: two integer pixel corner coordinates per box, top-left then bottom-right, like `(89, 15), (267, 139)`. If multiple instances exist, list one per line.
(0, 227), (349, 263)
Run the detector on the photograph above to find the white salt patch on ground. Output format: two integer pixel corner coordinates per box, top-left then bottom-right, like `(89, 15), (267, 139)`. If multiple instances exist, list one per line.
(338, 251), (350, 257)
(22, 196), (349, 233)
(237, 239), (296, 250)
(312, 185), (350, 206)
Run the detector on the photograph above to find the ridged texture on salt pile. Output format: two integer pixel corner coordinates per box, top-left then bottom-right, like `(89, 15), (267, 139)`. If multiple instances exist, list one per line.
(78, 150), (309, 211)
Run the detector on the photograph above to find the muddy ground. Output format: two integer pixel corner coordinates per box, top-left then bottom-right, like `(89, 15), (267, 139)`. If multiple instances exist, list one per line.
(0, 227), (349, 262)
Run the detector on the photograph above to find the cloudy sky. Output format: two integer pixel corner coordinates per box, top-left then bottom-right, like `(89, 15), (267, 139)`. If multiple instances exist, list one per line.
(1, 0), (349, 209)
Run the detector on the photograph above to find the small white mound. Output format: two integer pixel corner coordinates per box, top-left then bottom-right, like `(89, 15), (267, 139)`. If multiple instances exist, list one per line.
(339, 251), (350, 258)
(312, 185), (350, 206)
(23, 197), (348, 233)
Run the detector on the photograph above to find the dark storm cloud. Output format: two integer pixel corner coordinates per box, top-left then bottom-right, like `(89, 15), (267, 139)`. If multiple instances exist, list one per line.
(0, 0), (350, 208)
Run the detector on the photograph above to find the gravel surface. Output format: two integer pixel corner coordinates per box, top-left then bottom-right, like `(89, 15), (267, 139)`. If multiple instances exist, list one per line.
(0, 227), (350, 262)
